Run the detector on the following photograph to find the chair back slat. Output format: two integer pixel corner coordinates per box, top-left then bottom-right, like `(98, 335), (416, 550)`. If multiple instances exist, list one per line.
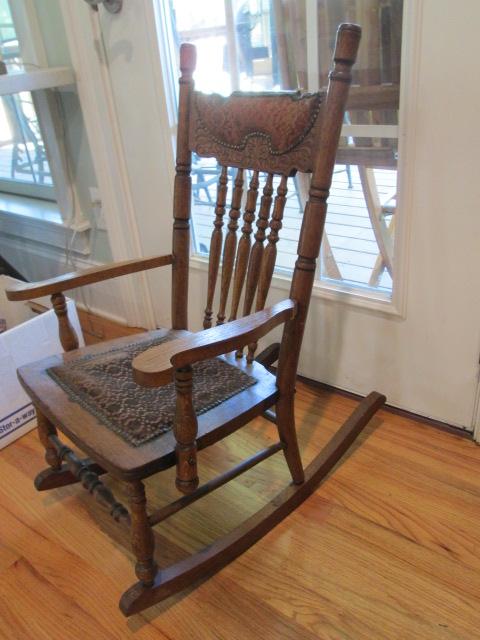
(255, 175), (288, 313)
(242, 173), (274, 318)
(229, 170), (260, 321)
(217, 168), (244, 325)
(245, 175), (288, 362)
(175, 25), (360, 381)
(203, 166), (228, 329)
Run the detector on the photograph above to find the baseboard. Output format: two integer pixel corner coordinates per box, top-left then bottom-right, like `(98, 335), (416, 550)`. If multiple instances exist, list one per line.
(75, 301), (131, 328)
(296, 373), (473, 440)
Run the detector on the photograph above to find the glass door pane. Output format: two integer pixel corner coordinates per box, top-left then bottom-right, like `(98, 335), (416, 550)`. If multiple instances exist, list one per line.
(165, 0), (403, 298)
(0, 0), (54, 200)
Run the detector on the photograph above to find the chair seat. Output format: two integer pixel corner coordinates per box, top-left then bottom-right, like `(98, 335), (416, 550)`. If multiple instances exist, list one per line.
(18, 328), (279, 480)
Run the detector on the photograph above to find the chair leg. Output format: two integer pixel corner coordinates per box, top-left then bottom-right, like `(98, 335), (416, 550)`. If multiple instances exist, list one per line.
(275, 395), (305, 484)
(36, 409), (62, 473)
(174, 366), (199, 494)
(34, 408), (107, 492)
(120, 391), (385, 616)
(126, 480), (157, 587)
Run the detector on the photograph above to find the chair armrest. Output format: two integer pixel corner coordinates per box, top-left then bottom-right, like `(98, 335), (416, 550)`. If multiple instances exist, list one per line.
(133, 298), (297, 387)
(5, 254), (173, 301)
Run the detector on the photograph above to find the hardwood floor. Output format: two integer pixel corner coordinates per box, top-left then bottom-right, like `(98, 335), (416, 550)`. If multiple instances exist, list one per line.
(0, 314), (479, 638)
(77, 308), (144, 345)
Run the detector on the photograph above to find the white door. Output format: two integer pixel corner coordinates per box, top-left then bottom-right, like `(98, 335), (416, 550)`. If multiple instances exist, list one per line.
(61, 0), (480, 432)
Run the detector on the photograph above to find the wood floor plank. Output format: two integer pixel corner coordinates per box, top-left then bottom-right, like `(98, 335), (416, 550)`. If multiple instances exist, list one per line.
(0, 374), (479, 638)
(0, 500), (169, 640)
(0, 558), (117, 640)
(231, 499), (477, 640)
(140, 573), (320, 640)
(0, 544), (19, 573)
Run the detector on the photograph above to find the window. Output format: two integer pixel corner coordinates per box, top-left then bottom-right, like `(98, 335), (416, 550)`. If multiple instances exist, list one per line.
(162, 0), (403, 298)
(0, 0), (91, 239)
(0, 0), (54, 201)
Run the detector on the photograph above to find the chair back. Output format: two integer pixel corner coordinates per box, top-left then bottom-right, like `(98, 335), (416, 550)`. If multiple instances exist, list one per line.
(171, 24), (361, 383)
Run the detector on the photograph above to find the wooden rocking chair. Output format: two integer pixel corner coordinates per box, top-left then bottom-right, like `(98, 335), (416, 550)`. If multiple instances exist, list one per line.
(5, 24), (385, 616)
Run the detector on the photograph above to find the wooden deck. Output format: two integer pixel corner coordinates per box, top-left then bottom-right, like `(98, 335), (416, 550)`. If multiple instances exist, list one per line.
(191, 164), (396, 295)
(0, 142), (52, 186)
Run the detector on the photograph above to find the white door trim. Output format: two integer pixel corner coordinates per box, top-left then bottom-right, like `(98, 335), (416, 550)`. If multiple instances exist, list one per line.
(60, 2), (157, 328)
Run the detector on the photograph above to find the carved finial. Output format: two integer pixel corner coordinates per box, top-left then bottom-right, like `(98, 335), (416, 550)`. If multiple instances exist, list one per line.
(180, 43), (197, 77)
(204, 166), (229, 329)
(329, 24), (362, 84)
(335, 24), (361, 64)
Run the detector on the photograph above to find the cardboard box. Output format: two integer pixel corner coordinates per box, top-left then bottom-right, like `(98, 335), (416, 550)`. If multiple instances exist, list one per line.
(0, 276), (84, 449)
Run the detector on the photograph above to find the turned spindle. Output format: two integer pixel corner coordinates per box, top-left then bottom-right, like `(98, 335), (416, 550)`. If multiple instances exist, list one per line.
(36, 410), (61, 471)
(247, 175), (288, 362)
(174, 365), (199, 493)
(229, 170), (260, 322)
(126, 480), (157, 586)
(51, 292), (79, 352)
(203, 166), (229, 329)
(172, 43), (196, 331)
(217, 168), (244, 325)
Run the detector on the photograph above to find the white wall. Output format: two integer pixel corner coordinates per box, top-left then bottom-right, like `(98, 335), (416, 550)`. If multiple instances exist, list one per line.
(288, 0), (480, 427)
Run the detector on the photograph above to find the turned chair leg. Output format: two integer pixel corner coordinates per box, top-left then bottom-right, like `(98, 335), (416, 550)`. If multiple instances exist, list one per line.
(34, 407), (107, 492)
(275, 395), (305, 484)
(36, 410), (62, 472)
(51, 292), (79, 352)
(174, 366), (199, 494)
(126, 480), (157, 587)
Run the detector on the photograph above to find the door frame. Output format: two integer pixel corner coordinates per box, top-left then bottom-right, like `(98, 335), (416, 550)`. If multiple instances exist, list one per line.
(60, 1), (158, 329)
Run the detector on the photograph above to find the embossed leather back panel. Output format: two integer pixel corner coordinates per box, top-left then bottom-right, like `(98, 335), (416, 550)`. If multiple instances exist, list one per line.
(189, 90), (326, 175)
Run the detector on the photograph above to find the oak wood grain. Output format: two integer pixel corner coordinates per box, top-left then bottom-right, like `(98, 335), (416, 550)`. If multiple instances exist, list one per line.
(247, 175), (288, 362)
(171, 43), (195, 331)
(242, 173), (274, 318)
(203, 165), (229, 329)
(229, 170), (259, 321)
(5, 254), (173, 301)
(217, 168), (244, 325)
(173, 365), (200, 493)
(119, 391), (384, 615)
(132, 298), (296, 386)
(1, 384), (480, 638)
(18, 342), (279, 481)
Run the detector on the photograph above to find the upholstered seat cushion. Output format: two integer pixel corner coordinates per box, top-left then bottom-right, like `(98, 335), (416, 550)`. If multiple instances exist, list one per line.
(46, 331), (257, 447)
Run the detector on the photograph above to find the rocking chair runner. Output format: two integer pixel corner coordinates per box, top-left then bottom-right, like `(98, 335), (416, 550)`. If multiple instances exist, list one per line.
(5, 24), (385, 616)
